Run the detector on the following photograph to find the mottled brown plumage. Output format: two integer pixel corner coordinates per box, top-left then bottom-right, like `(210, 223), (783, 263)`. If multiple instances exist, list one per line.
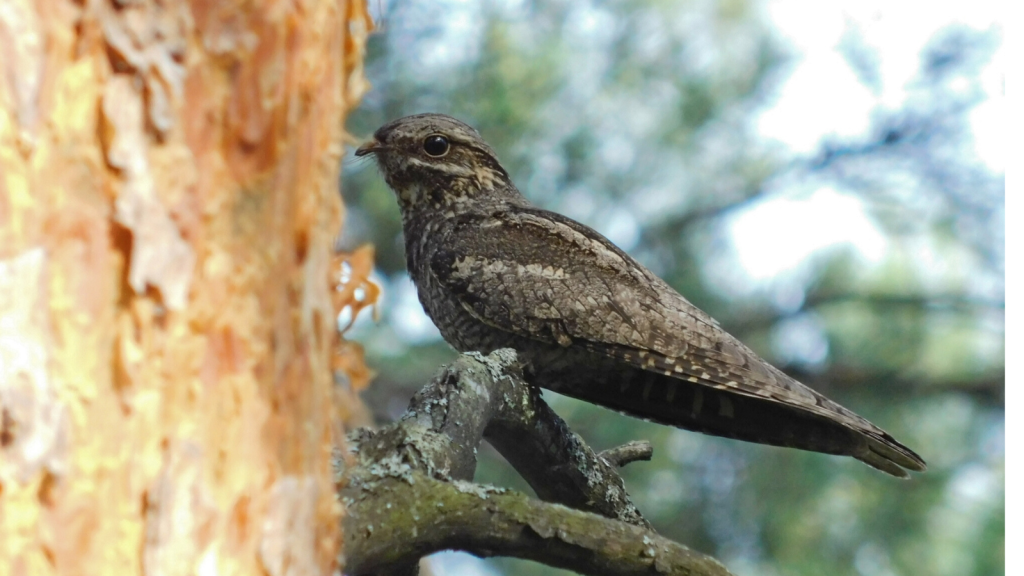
(355, 113), (926, 477)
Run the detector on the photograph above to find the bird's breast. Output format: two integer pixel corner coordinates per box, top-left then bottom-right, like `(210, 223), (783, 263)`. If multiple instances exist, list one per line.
(402, 215), (498, 352)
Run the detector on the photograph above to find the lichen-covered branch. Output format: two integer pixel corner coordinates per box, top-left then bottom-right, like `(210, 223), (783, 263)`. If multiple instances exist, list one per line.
(337, 349), (734, 576)
(476, 351), (650, 528)
(342, 473), (732, 576)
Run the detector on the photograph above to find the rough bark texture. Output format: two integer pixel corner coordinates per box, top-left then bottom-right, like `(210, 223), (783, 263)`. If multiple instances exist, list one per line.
(0, 0), (373, 574)
(340, 351), (735, 576)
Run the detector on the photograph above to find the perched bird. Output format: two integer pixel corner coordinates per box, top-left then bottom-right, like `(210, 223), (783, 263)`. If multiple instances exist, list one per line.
(355, 113), (926, 478)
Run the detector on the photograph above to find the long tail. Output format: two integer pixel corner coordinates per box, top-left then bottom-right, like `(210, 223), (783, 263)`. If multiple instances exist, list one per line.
(542, 361), (927, 478)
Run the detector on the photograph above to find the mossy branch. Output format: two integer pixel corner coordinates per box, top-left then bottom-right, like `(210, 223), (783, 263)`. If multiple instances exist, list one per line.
(338, 349), (733, 576)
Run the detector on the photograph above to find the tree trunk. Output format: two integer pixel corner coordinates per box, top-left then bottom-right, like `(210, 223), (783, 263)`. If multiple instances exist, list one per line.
(0, 0), (372, 574)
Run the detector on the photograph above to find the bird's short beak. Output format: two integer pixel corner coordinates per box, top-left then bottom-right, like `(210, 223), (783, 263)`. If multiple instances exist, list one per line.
(354, 139), (381, 157)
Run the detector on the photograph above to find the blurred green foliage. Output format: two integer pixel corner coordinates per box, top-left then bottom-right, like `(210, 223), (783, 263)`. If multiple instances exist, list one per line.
(340, 1), (1004, 574)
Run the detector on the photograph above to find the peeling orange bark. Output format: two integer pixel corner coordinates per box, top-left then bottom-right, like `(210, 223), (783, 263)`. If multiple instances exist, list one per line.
(0, 0), (373, 575)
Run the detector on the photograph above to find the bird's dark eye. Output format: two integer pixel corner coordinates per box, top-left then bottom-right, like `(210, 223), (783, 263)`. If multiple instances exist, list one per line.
(423, 135), (450, 157)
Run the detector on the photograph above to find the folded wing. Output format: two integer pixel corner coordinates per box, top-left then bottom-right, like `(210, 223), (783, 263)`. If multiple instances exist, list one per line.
(430, 207), (926, 476)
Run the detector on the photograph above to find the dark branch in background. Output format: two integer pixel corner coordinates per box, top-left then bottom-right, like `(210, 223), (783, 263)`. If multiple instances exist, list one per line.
(789, 370), (1005, 407)
(338, 350), (733, 576)
(717, 290), (1005, 405)
(724, 291), (1005, 337)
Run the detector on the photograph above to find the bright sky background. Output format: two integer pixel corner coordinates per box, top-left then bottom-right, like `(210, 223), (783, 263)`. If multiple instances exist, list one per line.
(731, 0), (1003, 284)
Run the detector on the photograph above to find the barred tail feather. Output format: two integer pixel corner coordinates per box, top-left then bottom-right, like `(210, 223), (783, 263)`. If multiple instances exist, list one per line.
(855, 434), (927, 478)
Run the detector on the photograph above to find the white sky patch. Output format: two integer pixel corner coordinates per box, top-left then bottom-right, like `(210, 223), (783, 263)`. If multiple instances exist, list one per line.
(392, 0), (483, 70)
(727, 187), (887, 282)
(390, 274), (443, 344)
(758, 1), (873, 153)
(598, 208), (641, 252)
(759, 1), (1002, 157)
(749, 1), (1002, 281)
(970, 46), (1005, 172)
(425, 551), (500, 576)
(772, 313), (830, 368)
(757, 50), (876, 153)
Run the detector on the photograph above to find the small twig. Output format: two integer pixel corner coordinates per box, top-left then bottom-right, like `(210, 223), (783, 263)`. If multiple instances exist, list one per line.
(599, 440), (654, 468)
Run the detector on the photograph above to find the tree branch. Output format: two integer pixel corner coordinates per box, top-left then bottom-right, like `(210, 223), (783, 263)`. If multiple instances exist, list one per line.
(338, 349), (733, 576)
(477, 352), (650, 528)
(342, 474), (732, 576)
(600, 440), (655, 468)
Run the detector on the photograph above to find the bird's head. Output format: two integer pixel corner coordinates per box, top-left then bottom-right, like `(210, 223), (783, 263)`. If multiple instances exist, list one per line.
(355, 113), (521, 213)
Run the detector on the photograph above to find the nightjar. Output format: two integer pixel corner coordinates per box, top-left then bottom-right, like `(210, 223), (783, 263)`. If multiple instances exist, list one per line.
(355, 113), (925, 477)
